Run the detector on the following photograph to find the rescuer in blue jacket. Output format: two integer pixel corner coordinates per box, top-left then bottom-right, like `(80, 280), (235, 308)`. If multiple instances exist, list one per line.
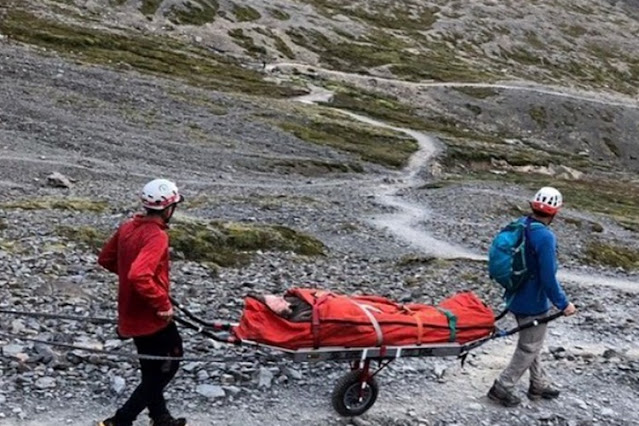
(488, 187), (576, 407)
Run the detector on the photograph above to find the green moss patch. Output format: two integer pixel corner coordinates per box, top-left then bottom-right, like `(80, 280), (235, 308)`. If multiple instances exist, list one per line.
(1, 198), (108, 213)
(275, 115), (417, 169)
(232, 4), (261, 22)
(166, 0), (218, 25)
(270, 158), (364, 176)
(453, 87), (499, 99)
(584, 241), (639, 271)
(228, 29), (267, 57)
(268, 8), (290, 20)
(169, 218), (326, 266)
(140, 0), (163, 16)
(0, 9), (304, 98)
(56, 225), (110, 252)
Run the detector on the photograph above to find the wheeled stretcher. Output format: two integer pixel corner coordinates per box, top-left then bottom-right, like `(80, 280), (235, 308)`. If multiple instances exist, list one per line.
(172, 289), (564, 417)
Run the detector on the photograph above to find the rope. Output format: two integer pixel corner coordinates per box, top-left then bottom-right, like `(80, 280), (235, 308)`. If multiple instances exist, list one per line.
(0, 328), (256, 363)
(0, 308), (116, 324)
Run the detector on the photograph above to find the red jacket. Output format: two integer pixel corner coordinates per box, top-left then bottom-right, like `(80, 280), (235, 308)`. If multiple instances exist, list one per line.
(98, 214), (172, 338)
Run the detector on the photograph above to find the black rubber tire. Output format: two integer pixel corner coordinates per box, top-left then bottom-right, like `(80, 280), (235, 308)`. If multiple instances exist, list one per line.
(331, 370), (379, 417)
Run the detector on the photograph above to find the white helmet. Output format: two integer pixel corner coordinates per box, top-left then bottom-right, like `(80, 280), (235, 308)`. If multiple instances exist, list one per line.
(530, 186), (563, 215)
(140, 179), (184, 210)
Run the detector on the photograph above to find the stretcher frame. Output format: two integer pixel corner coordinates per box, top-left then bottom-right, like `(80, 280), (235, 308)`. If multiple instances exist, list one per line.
(172, 298), (564, 417)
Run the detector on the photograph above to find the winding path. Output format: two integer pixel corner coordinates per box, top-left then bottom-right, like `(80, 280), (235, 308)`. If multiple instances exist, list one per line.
(295, 86), (639, 292)
(271, 62), (639, 109)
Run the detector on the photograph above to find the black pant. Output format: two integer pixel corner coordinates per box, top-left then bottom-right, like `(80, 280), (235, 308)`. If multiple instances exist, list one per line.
(115, 322), (183, 424)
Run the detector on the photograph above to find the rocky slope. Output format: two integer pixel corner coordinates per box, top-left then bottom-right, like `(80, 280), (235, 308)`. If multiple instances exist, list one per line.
(0, 0), (638, 425)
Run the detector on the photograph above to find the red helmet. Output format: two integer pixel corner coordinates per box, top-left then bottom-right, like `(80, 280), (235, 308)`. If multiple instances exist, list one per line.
(530, 187), (563, 215)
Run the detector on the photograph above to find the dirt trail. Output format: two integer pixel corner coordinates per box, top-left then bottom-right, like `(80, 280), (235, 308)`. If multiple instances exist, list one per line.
(296, 87), (639, 292)
(269, 62), (639, 109)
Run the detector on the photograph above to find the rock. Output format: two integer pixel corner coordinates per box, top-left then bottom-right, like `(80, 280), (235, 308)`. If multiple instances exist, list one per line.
(283, 367), (302, 380)
(601, 407), (616, 417)
(602, 349), (620, 359)
(2, 344), (26, 360)
(196, 370), (210, 381)
(111, 376), (126, 395)
(196, 384), (225, 399)
(182, 362), (200, 373)
(257, 366), (274, 389)
(223, 386), (241, 397)
(10, 319), (25, 334)
(35, 377), (56, 390)
(46, 172), (72, 188)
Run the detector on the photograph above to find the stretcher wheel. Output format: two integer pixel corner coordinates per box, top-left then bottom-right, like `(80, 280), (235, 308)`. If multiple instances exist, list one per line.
(331, 370), (379, 417)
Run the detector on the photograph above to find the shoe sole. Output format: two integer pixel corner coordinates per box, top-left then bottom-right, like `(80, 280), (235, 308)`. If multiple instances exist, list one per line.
(488, 392), (521, 407)
(528, 393), (559, 401)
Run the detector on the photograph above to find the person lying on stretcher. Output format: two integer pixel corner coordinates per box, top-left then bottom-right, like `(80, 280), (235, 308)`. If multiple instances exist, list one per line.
(235, 289), (495, 349)
(248, 293), (311, 322)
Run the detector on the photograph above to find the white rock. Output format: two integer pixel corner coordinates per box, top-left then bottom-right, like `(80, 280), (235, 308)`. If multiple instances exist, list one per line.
(46, 172), (72, 188)
(111, 376), (126, 395)
(196, 384), (225, 399)
(35, 377), (56, 390)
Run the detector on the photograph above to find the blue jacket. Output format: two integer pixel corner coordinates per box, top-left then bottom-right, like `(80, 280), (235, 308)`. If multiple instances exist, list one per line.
(508, 216), (569, 316)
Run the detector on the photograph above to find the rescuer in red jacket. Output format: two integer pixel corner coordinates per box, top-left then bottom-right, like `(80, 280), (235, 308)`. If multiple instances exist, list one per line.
(97, 179), (186, 426)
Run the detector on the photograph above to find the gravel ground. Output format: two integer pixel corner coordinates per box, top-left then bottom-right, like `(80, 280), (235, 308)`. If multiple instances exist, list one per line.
(0, 39), (638, 426)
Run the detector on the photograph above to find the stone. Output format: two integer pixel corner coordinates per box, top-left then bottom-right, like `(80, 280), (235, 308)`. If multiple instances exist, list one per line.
(257, 366), (274, 389)
(35, 377), (56, 390)
(196, 384), (225, 399)
(111, 376), (126, 395)
(46, 172), (72, 188)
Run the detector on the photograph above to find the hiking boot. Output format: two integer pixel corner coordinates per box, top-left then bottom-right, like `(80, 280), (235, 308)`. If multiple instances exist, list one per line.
(150, 414), (187, 426)
(98, 418), (132, 426)
(488, 382), (521, 407)
(528, 384), (560, 400)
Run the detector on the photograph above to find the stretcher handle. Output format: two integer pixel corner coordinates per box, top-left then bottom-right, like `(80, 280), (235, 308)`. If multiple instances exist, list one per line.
(170, 296), (234, 332)
(460, 310), (566, 359)
(496, 310), (565, 338)
(173, 316), (240, 345)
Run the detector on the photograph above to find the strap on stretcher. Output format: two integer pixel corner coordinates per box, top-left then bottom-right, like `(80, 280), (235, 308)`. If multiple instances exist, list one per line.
(437, 308), (457, 342)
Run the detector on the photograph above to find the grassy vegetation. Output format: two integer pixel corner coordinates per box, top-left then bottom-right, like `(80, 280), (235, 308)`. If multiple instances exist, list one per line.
(56, 225), (110, 252)
(453, 87), (499, 99)
(474, 172), (639, 229)
(271, 33), (295, 59)
(529, 106), (548, 127)
(271, 158), (364, 176)
(324, 86), (429, 129)
(232, 4), (261, 22)
(584, 241), (639, 271)
(0, 9), (304, 98)
(286, 27), (491, 82)
(228, 29), (267, 57)
(55, 217), (326, 265)
(140, 0), (163, 16)
(603, 137), (621, 157)
(302, 1), (439, 30)
(169, 218), (326, 266)
(268, 8), (290, 20)
(166, 0), (218, 25)
(274, 111), (417, 168)
(1, 198), (108, 212)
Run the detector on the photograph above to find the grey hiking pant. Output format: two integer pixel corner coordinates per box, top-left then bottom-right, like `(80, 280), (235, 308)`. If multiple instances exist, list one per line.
(497, 313), (550, 390)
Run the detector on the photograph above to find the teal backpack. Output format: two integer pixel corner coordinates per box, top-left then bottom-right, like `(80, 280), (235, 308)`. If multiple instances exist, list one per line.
(488, 217), (543, 299)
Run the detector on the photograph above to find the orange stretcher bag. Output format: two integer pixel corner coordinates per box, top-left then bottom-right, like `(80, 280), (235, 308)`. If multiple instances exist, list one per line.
(233, 289), (495, 349)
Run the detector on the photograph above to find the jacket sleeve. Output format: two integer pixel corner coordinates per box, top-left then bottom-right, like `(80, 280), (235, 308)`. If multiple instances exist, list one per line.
(127, 231), (172, 312)
(97, 229), (120, 274)
(537, 231), (569, 310)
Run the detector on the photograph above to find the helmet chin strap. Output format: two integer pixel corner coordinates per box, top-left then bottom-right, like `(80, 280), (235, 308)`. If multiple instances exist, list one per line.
(162, 204), (177, 223)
